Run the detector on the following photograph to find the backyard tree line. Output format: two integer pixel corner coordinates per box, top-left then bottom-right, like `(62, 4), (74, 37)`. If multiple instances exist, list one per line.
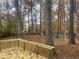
(0, 0), (78, 45)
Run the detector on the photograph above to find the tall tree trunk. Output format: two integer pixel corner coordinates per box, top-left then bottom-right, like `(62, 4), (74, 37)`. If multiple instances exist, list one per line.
(76, 0), (79, 35)
(14, 0), (21, 37)
(40, 4), (42, 34)
(20, 0), (23, 35)
(6, 0), (11, 36)
(7, 12), (11, 36)
(30, 0), (34, 33)
(44, 0), (53, 46)
(58, 0), (65, 38)
(35, 16), (38, 33)
(58, 0), (60, 38)
(69, 0), (75, 44)
(28, 8), (30, 33)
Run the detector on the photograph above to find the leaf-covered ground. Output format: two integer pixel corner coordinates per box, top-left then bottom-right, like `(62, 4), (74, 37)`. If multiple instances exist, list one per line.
(0, 47), (47, 59)
(53, 38), (79, 59)
(22, 35), (79, 59)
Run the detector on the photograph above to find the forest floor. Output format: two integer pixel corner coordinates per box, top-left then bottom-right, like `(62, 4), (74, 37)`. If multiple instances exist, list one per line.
(0, 35), (79, 59)
(54, 38), (79, 59)
(22, 35), (79, 59)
